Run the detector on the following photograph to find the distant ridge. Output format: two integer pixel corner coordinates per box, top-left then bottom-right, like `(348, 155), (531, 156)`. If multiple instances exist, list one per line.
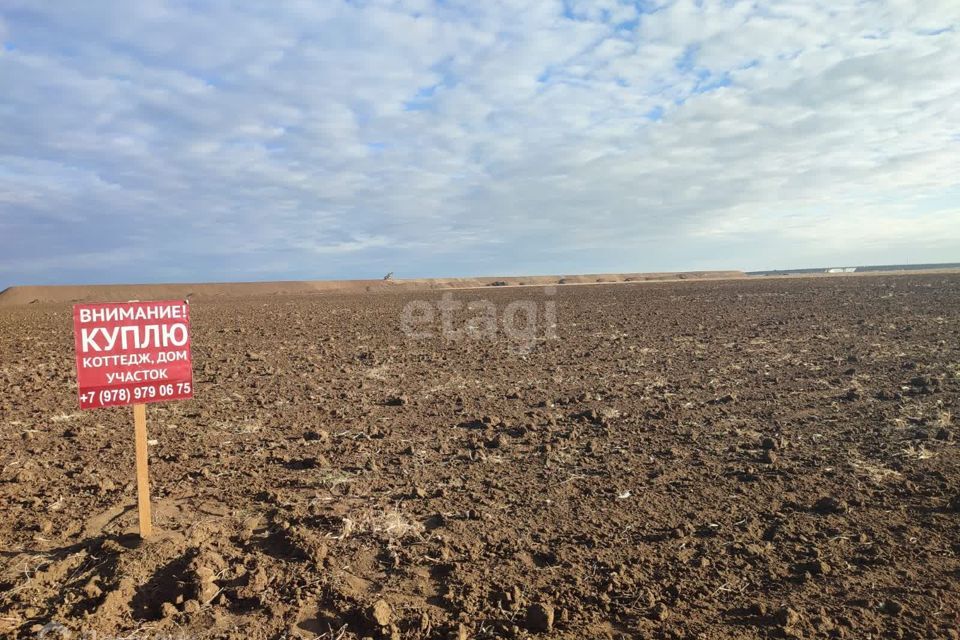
(0, 271), (744, 307)
(747, 262), (960, 276)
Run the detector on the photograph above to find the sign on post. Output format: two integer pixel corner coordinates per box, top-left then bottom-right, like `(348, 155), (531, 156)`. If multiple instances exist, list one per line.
(74, 300), (193, 408)
(73, 300), (194, 538)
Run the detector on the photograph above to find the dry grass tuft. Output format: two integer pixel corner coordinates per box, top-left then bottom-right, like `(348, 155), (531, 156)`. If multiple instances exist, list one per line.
(850, 456), (902, 482)
(50, 412), (82, 423)
(900, 444), (936, 460)
(347, 508), (425, 542)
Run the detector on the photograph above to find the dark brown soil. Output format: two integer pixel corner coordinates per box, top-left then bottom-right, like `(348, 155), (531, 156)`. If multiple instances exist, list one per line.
(1, 274), (958, 639)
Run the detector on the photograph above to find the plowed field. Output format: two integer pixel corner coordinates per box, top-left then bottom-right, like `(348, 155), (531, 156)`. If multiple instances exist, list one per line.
(1, 275), (958, 639)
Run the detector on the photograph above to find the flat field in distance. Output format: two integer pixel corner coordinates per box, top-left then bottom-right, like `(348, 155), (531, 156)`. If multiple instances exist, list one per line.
(1, 274), (958, 639)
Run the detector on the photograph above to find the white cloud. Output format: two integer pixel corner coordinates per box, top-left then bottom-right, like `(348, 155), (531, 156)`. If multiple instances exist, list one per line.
(0, 0), (958, 284)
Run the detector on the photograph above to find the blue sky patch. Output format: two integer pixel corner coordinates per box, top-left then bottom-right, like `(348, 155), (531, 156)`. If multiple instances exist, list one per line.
(0, 0), (957, 285)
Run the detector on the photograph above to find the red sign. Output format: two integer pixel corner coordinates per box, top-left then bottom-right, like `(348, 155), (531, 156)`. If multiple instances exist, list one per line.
(73, 300), (194, 409)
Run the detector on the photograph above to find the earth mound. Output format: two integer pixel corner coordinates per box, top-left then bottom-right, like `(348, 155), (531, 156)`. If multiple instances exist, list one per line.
(0, 271), (745, 306)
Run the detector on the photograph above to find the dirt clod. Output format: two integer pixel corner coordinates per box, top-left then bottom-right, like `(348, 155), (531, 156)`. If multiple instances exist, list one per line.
(813, 496), (848, 514)
(82, 578), (102, 599)
(370, 599), (392, 627)
(760, 437), (779, 450)
(882, 600), (905, 616)
(651, 602), (670, 621)
(774, 606), (801, 628)
(526, 602), (555, 632)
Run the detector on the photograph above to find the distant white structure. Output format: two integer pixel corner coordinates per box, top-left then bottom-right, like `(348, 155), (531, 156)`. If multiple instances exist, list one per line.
(826, 267), (857, 273)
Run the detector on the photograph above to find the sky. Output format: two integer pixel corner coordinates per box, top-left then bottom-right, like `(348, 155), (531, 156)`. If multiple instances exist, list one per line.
(1, 0), (959, 286)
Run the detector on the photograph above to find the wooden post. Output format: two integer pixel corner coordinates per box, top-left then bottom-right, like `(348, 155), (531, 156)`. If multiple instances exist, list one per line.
(133, 403), (153, 538)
